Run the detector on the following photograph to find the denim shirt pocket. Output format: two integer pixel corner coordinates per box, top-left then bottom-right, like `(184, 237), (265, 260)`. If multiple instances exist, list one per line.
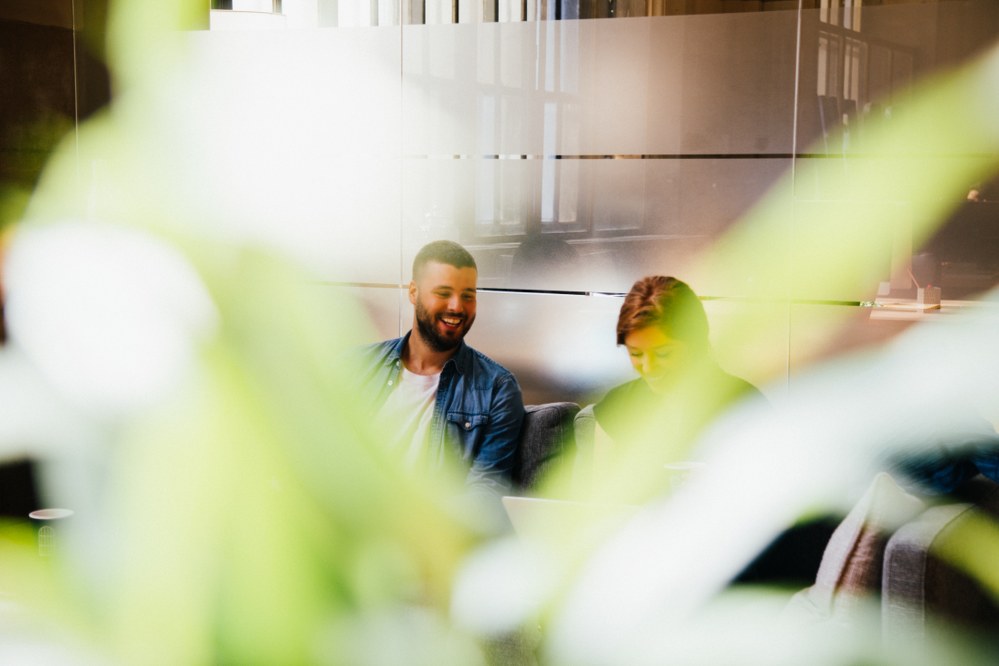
(445, 412), (491, 459)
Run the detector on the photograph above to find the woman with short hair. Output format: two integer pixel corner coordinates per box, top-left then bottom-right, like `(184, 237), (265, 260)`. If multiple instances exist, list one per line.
(587, 276), (762, 486)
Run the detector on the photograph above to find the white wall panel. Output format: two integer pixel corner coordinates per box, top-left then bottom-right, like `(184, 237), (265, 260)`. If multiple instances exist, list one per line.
(185, 27), (404, 284)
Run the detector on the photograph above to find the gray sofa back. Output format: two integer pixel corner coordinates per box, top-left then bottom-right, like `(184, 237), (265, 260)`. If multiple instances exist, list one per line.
(512, 402), (580, 492)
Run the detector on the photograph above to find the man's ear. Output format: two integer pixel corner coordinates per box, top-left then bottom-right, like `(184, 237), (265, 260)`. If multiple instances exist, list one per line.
(408, 281), (417, 305)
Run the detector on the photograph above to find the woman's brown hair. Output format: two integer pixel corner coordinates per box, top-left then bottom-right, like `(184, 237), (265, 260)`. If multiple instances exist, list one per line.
(615, 276), (709, 352)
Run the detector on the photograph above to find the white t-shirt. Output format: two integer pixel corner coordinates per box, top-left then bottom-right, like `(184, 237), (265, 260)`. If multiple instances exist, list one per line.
(378, 365), (441, 469)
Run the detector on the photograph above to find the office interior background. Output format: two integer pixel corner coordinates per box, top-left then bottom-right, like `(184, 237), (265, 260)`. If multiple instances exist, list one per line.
(4, 1), (999, 663)
(4, 0), (999, 408)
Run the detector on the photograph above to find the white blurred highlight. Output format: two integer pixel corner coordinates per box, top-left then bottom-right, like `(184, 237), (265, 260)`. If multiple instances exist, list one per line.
(451, 536), (558, 635)
(165, 30), (404, 282)
(4, 221), (218, 418)
(0, 350), (77, 459)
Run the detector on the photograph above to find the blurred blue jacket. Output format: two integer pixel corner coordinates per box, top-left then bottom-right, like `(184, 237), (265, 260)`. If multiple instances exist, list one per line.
(354, 332), (524, 496)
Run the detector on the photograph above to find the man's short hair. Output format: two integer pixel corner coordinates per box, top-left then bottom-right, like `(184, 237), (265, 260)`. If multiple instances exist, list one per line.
(412, 240), (477, 280)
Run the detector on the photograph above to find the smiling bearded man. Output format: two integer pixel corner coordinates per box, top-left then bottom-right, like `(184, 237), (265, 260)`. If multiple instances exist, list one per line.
(411, 259), (476, 354)
(353, 240), (524, 500)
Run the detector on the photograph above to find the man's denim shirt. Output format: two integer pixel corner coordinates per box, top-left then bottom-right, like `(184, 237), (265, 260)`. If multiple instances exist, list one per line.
(355, 332), (525, 495)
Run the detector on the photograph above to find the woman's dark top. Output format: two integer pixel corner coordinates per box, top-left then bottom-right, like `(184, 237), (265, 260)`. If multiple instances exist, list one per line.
(593, 366), (762, 448)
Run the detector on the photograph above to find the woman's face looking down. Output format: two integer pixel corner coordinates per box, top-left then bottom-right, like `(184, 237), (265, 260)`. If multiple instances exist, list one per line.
(623, 324), (689, 395)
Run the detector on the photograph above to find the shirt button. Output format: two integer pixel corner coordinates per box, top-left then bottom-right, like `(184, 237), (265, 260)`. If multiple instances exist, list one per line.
(388, 380), (394, 386)
(464, 422), (471, 430)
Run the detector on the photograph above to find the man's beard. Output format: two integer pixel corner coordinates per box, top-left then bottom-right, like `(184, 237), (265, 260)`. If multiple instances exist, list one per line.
(414, 299), (472, 353)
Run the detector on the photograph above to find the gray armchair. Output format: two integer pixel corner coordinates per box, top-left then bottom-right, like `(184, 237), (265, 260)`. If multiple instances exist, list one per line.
(882, 476), (999, 643)
(785, 473), (999, 648)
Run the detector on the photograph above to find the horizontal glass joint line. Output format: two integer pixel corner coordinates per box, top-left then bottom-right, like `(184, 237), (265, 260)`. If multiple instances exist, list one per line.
(403, 152), (999, 160)
(405, 153), (797, 160)
(321, 282), (869, 307)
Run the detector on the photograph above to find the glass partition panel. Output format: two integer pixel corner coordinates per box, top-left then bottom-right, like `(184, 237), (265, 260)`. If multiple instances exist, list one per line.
(8, 0), (999, 410)
(398, 9), (803, 396)
(793, 2), (999, 309)
(463, 289), (629, 405)
(401, 10), (800, 293)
